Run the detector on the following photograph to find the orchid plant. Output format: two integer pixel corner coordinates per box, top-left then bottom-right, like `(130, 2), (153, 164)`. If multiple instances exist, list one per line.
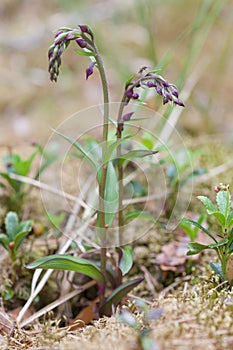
(26, 25), (184, 317)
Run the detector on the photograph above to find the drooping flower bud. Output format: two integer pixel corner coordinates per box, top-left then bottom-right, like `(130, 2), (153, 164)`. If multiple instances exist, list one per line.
(76, 38), (87, 48)
(86, 61), (96, 80)
(123, 112), (134, 121)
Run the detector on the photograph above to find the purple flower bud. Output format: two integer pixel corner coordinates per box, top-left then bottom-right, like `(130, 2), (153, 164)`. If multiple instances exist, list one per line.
(76, 38), (87, 48)
(169, 84), (179, 98)
(123, 112), (134, 121)
(146, 81), (156, 88)
(163, 89), (172, 101)
(132, 93), (139, 99)
(79, 25), (88, 33)
(86, 61), (95, 80)
(125, 87), (134, 98)
(174, 98), (185, 107)
(65, 33), (75, 40)
(163, 96), (170, 105)
(161, 79), (169, 88)
(155, 83), (163, 96)
(55, 30), (65, 38)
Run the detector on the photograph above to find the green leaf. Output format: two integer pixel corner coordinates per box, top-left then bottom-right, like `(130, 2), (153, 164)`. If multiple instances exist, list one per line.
(103, 134), (135, 165)
(119, 246), (134, 276)
(51, 128), (99, 170)
(209, 262), (223, 279)
(118, 150), (158, 167)
(99, 277), (144, 316)
(180, 213), (206, 242)
(187, 242), (209, 255)
(12, 151), (38, 177)
(227, 211), (233, 231)
(0, 233), (10, 250)
(197, 196), (216, 214)
(216, 190), (231, 221)
(211, 212), (225, 227)
(104, 161), (119, 227)
(181, 218), (217, 243)
(0, 172), (19, 192)
(5, 212), (18, 241)
(26, 254), (104, 283)
(76, 49), (95, 56)
(14, 229), (32, 250)
(209, 238), (228, 249)
(125, 211), (164, 229)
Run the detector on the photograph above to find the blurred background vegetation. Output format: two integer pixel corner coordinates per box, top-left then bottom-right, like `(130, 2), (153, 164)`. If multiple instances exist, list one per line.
(0, 0), (232, 146)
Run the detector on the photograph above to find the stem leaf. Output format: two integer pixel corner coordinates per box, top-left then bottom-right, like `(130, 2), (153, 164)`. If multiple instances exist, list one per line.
(118, 150), (158, 167)
(51, 128), (99, 170)
(119, 246), (134, 276)
(99, 277), (144, 316)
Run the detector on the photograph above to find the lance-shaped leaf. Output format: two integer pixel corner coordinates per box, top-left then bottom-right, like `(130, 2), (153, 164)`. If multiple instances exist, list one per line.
(26, 254), (104, 284)
(118, 150), (158, 167)
(119, 246), (134, 276)
(103, 134), (135, 165)
(51, 128), (99, 170)
(208, 238), (228, 249)
(0, 234), (9, 250)
(187, 242), (209, 255)
(103, 161), (119, 227)
(181, 218), (217, 243)
(125, 211), (164, 228)
(99, 277), (144, 316)
(14, 227), (32, 251)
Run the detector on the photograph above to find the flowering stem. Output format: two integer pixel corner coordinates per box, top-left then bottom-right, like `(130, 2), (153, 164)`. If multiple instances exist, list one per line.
(92, 42), (109, 306)
(116, 95), (128, 284)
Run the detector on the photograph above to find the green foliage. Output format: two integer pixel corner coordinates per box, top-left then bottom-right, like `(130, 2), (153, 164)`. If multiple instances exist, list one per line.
(0, 212), (32, 261)
(118, 299), (162, 350)
(182, 185), (233, 282)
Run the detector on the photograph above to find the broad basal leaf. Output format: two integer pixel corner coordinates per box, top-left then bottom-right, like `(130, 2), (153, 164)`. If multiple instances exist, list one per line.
(26, 254), (104, 283)
(99, 277), (144, 316)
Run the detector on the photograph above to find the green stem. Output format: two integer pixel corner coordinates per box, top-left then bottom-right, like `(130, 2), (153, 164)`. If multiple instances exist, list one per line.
(116, 96), (128, 284)
(92, 43), (110, 306)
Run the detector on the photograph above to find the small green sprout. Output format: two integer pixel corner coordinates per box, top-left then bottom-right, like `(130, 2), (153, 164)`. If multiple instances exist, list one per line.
(118, 299), (162, 350)
(182, 183), (233, 283)
(0, 211), (32, 261)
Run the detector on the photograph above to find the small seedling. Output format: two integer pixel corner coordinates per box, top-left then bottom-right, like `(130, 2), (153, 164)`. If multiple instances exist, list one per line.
(118, 299), (162, 350)
(182, 184), (233, 283)
(0, 211), (32, 261)
(0, 143), (58, 212)
(26, 24), (184, 317)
